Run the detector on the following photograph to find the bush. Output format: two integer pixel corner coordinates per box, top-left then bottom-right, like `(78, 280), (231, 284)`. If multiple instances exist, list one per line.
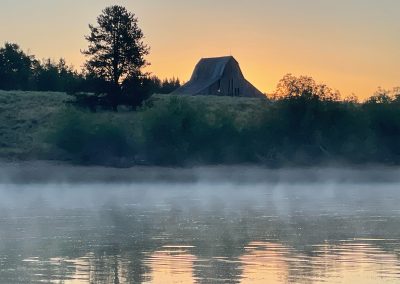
(140, 97), (248, 165)
(363, 100), (400, 162)
(47, 89), (400, 167)
(140, 97), (206, 165)
(49, 109), (135, 164)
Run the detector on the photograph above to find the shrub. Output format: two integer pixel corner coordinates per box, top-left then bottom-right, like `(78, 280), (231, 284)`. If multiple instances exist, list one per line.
(49, 109), (135, 164)
(47, 88), (400, 167)
(140, 97), (247, 165)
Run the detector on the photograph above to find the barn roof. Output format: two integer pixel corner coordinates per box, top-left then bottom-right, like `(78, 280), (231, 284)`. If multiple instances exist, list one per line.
(171, 55), (264, 97)
(172, 56), (234, 95)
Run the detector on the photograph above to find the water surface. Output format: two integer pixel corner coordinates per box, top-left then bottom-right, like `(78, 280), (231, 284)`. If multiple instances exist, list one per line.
(0, 166), (400, 283)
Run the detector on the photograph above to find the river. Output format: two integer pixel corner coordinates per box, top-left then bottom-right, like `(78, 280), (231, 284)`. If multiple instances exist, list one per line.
(0, 163), (400, 283)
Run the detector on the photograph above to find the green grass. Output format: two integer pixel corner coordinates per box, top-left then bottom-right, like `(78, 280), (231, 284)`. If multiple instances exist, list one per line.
(0, 91), (267, 161)
(154, 94), (269, 127)
(3, 90), (400, 166)
(0, 91), (66, 158)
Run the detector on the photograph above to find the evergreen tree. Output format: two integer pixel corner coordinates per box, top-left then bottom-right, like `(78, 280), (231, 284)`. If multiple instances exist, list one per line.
(0, 43), (35, 90)
(82, 5), (150, 110)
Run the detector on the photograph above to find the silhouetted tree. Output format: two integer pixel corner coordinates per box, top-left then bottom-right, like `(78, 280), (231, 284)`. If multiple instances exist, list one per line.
(147, 76), (162, 93)
(82, 5), (150, 111)
(144, 76), (181, 94)
(365, 87), (396, 104)
(160, 77), (181, 94)
(0, 43), (35, 90)
(273, 73), (340, 101)
(121, 75), (154, 109)
(32, 58), (80, 92)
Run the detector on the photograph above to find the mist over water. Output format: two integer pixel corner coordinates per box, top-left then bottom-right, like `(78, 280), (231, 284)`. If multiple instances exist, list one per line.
(1, 163), (400, 283)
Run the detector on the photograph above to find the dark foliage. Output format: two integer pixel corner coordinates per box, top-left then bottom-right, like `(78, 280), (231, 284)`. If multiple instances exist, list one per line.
(82, 5), (150, 111)
(158, 77), (181, 94)
(121, 75), (154, 108)
(49, 110), (135, 165)
(136, 76), (400, 166)
(50, 86), (400, 166)
(0, 43), (35, 90)
(0, 6), (160, 111)
(0, 41), (176, 112)
(141, 76), (181, 94)
(0, 42), (83, 93)
(34, 58), (81, 92)
(83, 6), (149, 85)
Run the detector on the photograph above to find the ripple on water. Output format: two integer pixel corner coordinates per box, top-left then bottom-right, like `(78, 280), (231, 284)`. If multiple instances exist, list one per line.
(1, 181), (400, 283)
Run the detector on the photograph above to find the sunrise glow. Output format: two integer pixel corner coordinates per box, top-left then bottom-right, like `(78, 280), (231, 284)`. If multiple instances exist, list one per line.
(1, 0), (399, 98)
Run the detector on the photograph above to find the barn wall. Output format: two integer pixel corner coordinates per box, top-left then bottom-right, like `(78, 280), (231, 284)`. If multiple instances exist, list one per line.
(195, 81), (220, 96)
(222, 59), (264, 97)
(219, 59), (246, 96)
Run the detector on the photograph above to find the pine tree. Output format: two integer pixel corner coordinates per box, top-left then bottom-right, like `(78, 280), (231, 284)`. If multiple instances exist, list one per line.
(82, 5), (150, 110)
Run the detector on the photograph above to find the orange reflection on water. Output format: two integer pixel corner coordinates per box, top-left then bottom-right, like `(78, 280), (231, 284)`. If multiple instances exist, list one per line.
(144, 245), (197, 284)
(45, 240), (400, 283)
(239, 241), (400, 284)
(240, 242), (291, 283)
(309, 242), (400, 284)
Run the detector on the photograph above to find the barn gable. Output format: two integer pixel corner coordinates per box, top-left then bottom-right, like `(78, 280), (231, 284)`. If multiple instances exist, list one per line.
(171, 56), (264, 98)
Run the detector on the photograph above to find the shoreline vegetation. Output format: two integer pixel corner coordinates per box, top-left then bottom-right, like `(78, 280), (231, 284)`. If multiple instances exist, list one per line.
(1, 89), (400, 168)
(2, 160), (400, 184)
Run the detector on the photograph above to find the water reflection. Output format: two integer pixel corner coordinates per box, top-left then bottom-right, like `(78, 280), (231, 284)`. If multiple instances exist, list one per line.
(0, 181), (400, 283)
(240, 242), (291, 283)
(240, 241), (400, 283)
(144, 246), (197, 283)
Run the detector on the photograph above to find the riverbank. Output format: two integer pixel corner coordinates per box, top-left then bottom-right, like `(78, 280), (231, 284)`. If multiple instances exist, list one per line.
(0, 90), (267, 165)
(2, 90), (400, 167)
(2, 160), (400, 184)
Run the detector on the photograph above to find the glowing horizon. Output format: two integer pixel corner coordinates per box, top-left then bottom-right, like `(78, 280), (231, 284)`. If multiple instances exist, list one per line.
(1, 0), (399, 98)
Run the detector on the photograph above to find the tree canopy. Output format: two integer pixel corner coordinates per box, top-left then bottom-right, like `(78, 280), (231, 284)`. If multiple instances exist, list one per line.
(273, 73), (340, 101)
(0, 43), (35, 90)
(83, 5), (149, 87)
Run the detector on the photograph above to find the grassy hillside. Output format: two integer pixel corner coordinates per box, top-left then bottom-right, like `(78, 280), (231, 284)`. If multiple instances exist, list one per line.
(0, 91), (268, 162)
(0, 91), (66, 158)
(3, 90), (400, 167)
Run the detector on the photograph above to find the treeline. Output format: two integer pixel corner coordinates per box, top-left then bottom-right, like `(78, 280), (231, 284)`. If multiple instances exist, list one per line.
(0, 42), (180, 94)
(49, 74), (400, 166)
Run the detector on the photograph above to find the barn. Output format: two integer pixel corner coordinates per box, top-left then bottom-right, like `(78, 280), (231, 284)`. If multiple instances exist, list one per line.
(171, 56), (264, 98)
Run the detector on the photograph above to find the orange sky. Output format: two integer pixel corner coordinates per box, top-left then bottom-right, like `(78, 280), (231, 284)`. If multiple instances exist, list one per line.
(1, 0), (399, 98)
